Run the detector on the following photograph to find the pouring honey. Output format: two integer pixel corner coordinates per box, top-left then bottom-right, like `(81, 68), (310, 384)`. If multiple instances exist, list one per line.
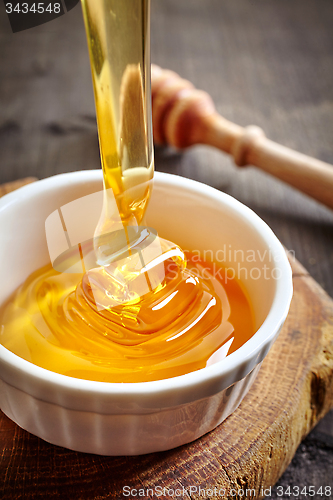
(0, 0), (255, 383)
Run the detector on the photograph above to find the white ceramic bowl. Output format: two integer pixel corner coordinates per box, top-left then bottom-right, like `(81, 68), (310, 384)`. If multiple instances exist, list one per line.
(0, 171), (292, 455)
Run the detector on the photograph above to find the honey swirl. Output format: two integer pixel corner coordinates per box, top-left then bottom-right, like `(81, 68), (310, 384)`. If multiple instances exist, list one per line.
(0, 252), (254, 382)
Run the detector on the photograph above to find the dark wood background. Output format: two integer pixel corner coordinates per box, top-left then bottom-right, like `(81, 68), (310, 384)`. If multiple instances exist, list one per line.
(0, 0), (332, 496)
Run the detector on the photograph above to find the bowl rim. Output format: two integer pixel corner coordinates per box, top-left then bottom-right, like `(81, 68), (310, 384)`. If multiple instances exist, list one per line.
(0, 170), (293, 407)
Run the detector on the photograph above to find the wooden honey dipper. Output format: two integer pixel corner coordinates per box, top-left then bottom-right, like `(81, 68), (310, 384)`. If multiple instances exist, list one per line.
(151, 64), (333, 210)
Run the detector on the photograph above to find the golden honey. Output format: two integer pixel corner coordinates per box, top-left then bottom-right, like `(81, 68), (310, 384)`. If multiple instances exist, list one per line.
(81, 0), (154, 228)
(0, 0), (255, 383)
(0, 254), (254, 382)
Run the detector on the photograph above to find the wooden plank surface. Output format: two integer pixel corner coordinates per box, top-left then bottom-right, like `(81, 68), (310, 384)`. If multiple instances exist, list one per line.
(0, 179), (332, 499)
(0, 0), (333, 496)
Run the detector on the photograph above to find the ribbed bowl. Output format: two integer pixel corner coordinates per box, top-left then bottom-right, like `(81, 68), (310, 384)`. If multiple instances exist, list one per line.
(0, 171), (292, 455)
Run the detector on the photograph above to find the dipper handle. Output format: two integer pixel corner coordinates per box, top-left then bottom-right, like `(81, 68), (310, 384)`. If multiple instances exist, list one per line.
(151, 64), (333, 210)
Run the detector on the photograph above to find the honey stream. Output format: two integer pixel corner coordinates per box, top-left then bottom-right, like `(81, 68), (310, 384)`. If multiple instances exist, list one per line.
(0, 0), (255, 382)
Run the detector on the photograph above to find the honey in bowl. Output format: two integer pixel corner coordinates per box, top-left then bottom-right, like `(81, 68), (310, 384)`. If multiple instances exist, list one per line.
(0, 252), (254, 383)
(0, 0), (255, 383)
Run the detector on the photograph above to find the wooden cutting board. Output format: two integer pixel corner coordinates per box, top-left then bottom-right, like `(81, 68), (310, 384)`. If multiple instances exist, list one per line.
(0, 178), (333, 500)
